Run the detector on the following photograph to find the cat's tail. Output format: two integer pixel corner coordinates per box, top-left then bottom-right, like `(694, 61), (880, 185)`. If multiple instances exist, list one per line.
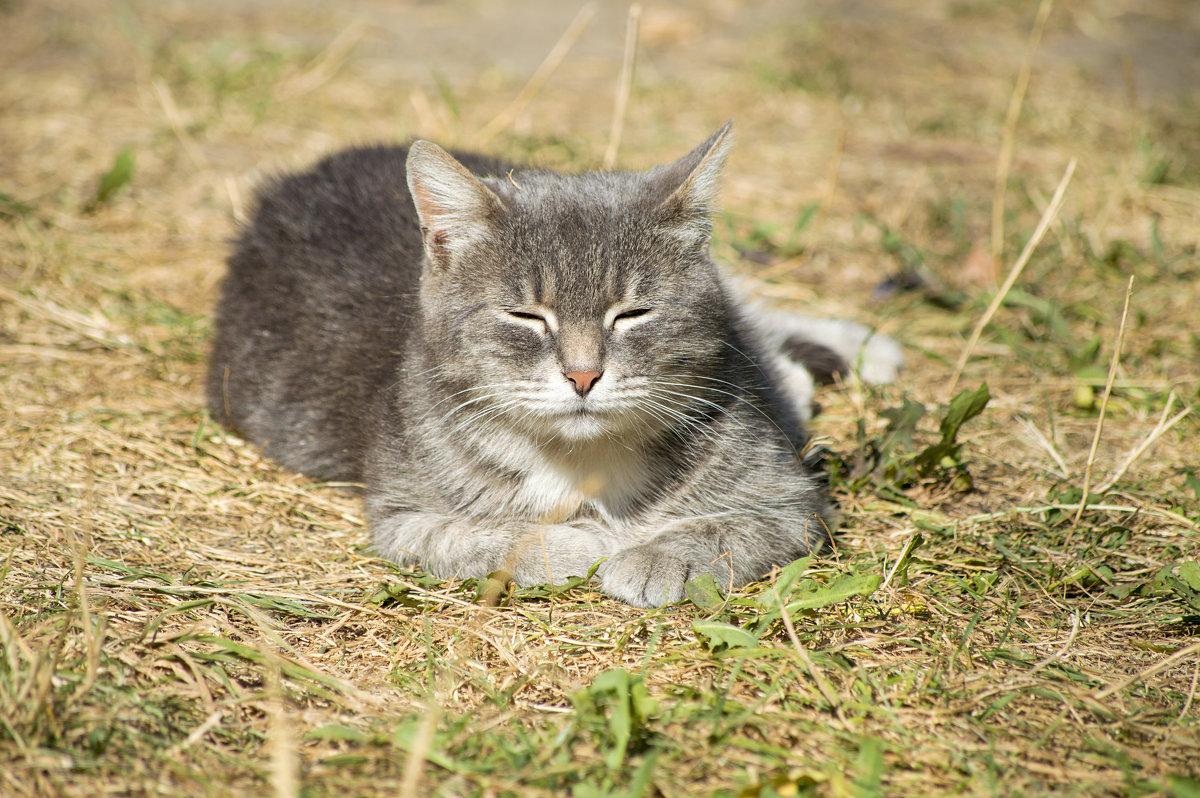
(739, 299), (904, 422)
(753, 309), (904, 386)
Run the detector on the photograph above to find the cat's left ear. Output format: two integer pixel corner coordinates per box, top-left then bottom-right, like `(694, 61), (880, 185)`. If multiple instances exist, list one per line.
(650, 121), (734, 243)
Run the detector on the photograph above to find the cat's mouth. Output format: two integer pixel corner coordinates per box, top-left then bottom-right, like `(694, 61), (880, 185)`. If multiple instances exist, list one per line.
(560, 404), (602, 424)
(541, 402), (616, 440)
(560, 392), (602, 414)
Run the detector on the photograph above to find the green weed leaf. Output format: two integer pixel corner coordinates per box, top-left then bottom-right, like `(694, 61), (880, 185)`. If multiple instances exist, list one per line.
(785, 572), (882, 610)
(693, 620), (759, 651)
(754, 565), (882, 634)
(756, 557), (812, 611)
(93, 147), (135, 208)
(914, 383), (989, 477)
(573, 669), (658, 770)
(880, 397), (925, 452)
(1184, 469), (1200, 501)
(840, 385), (989, 494)
(1168, 774), (1200, 798)
(306, 724), (369, 743)
(1177, 562), (1200, 592)
(854, 736), (885, 796)
(685, 572), (726, 610)
(1160, 563), (1200, 612)
(937, 383), (991, 446)
(366, 582), (425, 609)
(391, 717), (456, 771)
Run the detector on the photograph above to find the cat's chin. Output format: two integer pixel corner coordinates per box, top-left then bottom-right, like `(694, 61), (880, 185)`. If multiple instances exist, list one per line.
(544, 410), (614, 442)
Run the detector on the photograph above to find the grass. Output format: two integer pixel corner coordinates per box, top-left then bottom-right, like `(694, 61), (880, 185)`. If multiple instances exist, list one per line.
(2, 0), (1199, 795)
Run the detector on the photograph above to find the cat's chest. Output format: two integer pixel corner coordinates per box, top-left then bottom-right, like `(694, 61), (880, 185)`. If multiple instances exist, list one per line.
(509, 449), (650, 525)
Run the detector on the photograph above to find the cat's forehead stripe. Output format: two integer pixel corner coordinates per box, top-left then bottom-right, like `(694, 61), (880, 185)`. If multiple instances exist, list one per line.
(529, 262), (544, 304)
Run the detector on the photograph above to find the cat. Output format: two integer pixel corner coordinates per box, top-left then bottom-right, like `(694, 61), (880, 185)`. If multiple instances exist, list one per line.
(207, 123), (902, 607)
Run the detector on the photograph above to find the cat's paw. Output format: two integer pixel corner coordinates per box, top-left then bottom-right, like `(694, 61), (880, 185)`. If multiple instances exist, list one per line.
(507, 525), (611, 586)
(599, 543), (730, 607)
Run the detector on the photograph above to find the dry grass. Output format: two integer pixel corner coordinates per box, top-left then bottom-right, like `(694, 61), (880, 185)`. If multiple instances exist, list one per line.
(2, 0), (1199, 795)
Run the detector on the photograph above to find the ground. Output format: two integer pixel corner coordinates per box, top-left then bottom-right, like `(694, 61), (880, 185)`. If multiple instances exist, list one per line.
(2, 0), (1199, 795)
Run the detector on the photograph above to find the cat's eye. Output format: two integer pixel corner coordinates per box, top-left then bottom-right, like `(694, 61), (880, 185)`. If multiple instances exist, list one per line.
(505, 309), (554, 334)
(615, 308), (651, 321)
(610, 307), (654, 331)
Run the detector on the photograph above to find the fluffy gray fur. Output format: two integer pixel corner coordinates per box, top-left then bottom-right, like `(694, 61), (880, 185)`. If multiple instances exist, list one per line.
(207, 123), (901, 607)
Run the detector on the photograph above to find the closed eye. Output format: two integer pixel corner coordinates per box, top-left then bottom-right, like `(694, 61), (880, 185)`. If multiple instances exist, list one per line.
(614, 308), (652, 321)
(610, 307), (655, 331)
(505, 308), (555, 334)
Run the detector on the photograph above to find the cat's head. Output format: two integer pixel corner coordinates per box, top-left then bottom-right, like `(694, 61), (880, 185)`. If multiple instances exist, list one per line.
(406, 124), (736, 444)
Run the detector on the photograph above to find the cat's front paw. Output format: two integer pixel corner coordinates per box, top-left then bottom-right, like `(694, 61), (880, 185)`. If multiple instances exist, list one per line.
(507, 525), (611, 587)
(599, 544), (731, 607)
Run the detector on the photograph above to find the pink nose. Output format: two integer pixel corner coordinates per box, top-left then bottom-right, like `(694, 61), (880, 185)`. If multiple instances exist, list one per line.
(565, 369), (602, 395)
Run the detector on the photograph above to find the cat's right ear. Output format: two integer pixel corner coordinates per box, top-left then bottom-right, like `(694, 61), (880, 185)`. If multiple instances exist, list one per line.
(406, 141), (504, 268)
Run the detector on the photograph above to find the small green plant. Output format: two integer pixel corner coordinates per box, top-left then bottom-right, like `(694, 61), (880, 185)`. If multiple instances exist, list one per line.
(0, 192), (34, 219)
(570, 669), (658, 771)
(88, 147), (135, 211)
(686, 557), (884, 648)
(833, 383), (991, 496)
(750, 557), (881, 633)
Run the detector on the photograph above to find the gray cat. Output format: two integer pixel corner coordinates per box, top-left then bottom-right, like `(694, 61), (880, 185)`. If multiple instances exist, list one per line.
(207, 123), (901, 607)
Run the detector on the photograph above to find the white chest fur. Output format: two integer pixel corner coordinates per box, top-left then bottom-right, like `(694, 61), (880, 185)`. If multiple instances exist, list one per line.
(505, 439), (651, 525)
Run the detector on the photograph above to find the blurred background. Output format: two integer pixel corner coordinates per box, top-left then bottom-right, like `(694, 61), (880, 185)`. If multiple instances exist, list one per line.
(4, 0), (1198, 314)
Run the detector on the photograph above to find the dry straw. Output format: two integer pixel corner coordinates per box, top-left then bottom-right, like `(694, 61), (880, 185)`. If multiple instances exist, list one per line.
(949, 158), (1076, 394)
(991, 0), (1054, 265)
(476, 5), (595, 144)
(278, 20), (367, 99)
(3, 0), (1198, 794)
(1094, 391), (1191, 494)
(603, 4), (643, 169)
(1072, 275), (1135, 529)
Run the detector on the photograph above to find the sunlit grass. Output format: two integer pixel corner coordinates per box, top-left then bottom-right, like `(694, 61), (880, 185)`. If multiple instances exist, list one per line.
(2, 0), (1198, 795)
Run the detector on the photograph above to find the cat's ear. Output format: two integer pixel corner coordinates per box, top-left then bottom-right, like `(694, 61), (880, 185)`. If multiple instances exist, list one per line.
(650, 121), (734, 243)
(406, 141), (505, 267)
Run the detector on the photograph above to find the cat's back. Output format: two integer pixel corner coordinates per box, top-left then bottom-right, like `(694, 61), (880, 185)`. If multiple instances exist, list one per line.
(234, 146), (418, 278)
(207, 144), (510, 481)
